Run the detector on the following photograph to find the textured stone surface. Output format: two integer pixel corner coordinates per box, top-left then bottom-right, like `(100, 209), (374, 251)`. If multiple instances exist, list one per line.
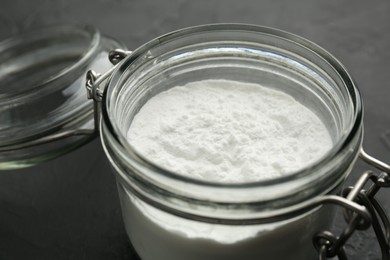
(0, 0), (389, 259)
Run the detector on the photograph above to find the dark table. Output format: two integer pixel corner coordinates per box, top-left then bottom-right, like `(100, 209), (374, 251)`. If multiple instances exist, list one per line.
(1, 1), (389, 259)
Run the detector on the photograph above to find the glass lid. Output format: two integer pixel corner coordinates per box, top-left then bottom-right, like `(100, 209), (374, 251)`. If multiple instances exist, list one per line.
(0, 24), (124, 169)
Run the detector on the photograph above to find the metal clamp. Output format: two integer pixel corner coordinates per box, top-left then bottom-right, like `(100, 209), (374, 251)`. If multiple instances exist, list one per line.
(313, 148), (390, 260)
(86, 49), (132, 102)
(85, 49), (131, 134)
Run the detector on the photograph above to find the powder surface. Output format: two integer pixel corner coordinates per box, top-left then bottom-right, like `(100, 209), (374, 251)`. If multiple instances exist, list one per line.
(127, 79), (332, 183)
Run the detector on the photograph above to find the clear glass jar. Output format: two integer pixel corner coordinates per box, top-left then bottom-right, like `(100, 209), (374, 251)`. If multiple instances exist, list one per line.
(0, 24), (123, 169)
(98, 24), (363, 260)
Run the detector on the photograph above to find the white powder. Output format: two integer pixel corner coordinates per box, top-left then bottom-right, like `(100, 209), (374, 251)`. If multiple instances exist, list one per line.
(122, 79), (335, 260)
(127, 79), (332, 183)
(119, 189), (332, 260)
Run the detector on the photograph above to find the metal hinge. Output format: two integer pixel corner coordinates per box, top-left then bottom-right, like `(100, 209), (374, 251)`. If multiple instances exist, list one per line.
(314, 148), (390, 260)
(86, 49), (131, 102)
(85, 49), (131, 132)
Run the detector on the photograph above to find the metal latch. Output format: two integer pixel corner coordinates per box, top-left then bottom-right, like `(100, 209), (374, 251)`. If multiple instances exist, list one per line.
(85, 49), (131, 134)
(314, 148), (390, 260)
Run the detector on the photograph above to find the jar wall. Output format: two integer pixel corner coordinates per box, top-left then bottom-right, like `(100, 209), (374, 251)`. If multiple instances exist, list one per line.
(117, 182), (337, 260)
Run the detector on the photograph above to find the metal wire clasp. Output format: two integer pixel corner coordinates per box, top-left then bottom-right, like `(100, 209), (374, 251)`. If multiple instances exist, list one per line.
(86, 49), (131, 102)
(85, 49), (131, 132)
(313, 148), (390, 260)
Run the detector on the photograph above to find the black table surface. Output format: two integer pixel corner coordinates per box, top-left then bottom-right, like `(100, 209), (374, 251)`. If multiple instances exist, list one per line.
(1, 1), (390, 259)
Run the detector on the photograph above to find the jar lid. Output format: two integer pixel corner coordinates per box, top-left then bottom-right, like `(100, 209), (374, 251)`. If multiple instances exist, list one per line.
(0, 25), (124, 169)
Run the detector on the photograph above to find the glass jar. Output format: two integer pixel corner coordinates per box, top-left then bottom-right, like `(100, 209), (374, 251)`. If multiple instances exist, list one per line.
(2, 23), (388, 259)
(91, 24), (373, 260)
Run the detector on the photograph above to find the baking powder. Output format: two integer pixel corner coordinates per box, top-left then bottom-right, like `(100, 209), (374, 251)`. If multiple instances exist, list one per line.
(127, 79), (332, 183)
